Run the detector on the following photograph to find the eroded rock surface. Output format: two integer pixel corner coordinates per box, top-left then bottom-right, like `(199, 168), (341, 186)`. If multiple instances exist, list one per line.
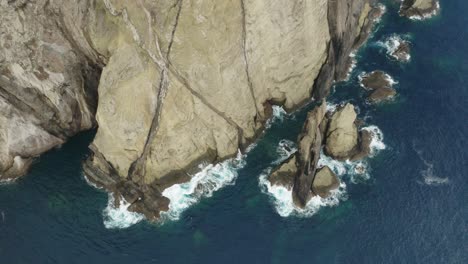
(0, 0), (381, 219)
(311, 166), (339, 198)
(292, 101), (327, 208)
(324, 104), (359, 159)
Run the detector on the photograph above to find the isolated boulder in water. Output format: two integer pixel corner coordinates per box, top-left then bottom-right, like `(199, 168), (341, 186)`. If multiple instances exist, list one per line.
(324, 103), (359, 160)
(360, 71), (397, 103)
(269, 155), (297, 190)
(312, 166), (340, 198)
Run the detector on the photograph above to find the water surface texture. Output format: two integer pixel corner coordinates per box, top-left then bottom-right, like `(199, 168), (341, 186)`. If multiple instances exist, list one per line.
(1, 1), (467, 263)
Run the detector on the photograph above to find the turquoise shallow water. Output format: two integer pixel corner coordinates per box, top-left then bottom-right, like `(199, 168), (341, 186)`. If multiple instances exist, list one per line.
(1, 1), (467, 263)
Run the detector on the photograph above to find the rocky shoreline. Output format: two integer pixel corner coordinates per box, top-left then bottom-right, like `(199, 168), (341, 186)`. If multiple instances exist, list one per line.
(0, 0), (437, 222)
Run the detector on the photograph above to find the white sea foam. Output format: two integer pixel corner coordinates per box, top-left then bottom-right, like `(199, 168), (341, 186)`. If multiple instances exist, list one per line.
(326, 102), (339, 113)
(160, 151), (246, 221)
(0, 178), (15, 185)
(259, 169), (347, 217)
(82, 173), (103, 190)
(273, 139), (297, 165)
(103, 194), (145, 229)
(317, 151), (371, 184)
(265, 105), (288, 129)
(344, 52), (358, 81)
(377, 35), (411, 62)
(413, 143), (449, 186)
(361, 125), (386, 156)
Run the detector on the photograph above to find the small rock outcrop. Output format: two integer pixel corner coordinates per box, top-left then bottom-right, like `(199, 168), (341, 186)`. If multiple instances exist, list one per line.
(400, 0), (440, 19)
(324, 104), (359, 160)
(311, 166), (339, 198)
(269, 155), (297, 190)
(390, 40), (411, 62)
(359, 71), (397, 103)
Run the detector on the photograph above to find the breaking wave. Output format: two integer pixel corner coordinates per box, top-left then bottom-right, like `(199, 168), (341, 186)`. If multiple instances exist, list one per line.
(377, 34), (411, 62)
(266, 105), (288, 129)
(160, 151), (246, 222)
(259, 170), (347, 217)
(273, 139), (297, 165)
(103, 194), (145, 229)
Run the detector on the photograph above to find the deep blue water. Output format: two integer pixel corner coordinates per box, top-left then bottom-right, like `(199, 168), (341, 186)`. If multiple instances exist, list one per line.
(1, 1), (467, 263)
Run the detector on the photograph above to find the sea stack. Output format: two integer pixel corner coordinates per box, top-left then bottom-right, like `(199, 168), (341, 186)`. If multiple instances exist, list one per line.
(269, 102), (373, 208)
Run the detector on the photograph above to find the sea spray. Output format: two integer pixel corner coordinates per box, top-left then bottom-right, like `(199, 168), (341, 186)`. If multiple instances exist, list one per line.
(259, 169), (348, 217)
(103, 194), (145, 229)
(273, 139), (297, 165)
(160, 151), (246, 221)
(265, 105), (288, 129)
(376, 34), (412, 62)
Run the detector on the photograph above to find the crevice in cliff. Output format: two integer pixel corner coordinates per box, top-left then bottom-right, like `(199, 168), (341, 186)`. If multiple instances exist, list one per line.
(240, 0), (260, 121)
(167, 0), (183, 59)
(126, 1), (183, 183)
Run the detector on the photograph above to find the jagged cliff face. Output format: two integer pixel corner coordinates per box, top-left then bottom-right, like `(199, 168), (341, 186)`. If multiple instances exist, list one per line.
(0, 0), (378, 218)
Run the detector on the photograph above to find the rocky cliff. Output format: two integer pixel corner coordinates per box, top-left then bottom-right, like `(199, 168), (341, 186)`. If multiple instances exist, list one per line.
(0, 0), (380, 219)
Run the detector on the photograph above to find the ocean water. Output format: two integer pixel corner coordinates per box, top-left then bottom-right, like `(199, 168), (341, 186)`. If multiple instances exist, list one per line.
(1, 1), (467, 263)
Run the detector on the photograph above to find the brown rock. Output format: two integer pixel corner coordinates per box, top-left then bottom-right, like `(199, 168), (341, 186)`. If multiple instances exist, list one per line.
(350, 129), (373, 161)
(269, 155), (297, 190)
(312, 166), (340, 198)
(368, 87), (397, 103)
(324, 103), (359, 160)
(293, 101), (327, 208)
(360, 71), (397, 103)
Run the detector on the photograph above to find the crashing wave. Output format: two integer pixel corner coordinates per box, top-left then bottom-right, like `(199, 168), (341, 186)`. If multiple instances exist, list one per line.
(259, 169), (348, 217)
(0, 178), (15, 185)
(377, 34), (411, 62)
(361, 125), (386, 156)
(344, 51), (358, 81)
(103, 193), (145, 229)
(82, 173), (103, 190)
(265, 105), (288, 129)
(273, 139), (297, 165)
(160, 151), (246, 221)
